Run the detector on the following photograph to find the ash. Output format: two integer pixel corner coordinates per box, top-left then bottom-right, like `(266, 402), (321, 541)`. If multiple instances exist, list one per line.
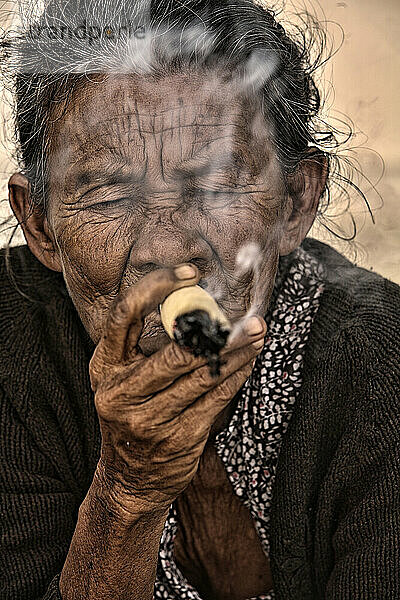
(173, 310), (230, 378)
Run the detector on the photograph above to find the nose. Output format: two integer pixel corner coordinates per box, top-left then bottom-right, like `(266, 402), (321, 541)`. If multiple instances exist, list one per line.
(129, 223), (213, 275)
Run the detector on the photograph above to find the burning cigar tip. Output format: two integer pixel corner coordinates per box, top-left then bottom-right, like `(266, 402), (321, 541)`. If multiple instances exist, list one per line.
(160, 285), (231, 377)
(160, 285), (230, 339)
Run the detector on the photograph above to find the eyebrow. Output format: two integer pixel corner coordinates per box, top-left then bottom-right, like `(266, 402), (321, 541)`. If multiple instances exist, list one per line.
(172, 151), (248, 180)
(74, 171), (143, 192)
(70, 147), (249, 197)
(66, 151), (148, 195)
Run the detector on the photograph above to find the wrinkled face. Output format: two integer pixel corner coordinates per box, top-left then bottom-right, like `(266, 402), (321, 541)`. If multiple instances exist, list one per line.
(47, 71), (289, 354)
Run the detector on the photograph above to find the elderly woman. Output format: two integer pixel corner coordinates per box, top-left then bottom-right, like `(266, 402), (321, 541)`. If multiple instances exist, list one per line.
(1, 1), (399, 599)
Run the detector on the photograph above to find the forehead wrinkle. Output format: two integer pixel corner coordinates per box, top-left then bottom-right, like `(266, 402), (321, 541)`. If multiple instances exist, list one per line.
(59, 81), (247, 153)
(53, 71), (256, 151)
(64, 127), (235, 176)
(67, 118), (240, 170)
(54, 86), (267, 192)
(64, 101), (240, 139)
(79, 119), (238, 139)
(63, 115), (239, 169)
(79, 102), (236, 120)
(68, 118), (144, 157)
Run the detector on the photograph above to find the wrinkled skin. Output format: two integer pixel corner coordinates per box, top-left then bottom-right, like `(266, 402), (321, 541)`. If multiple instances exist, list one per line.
(46, 70), (286, 500)
(9, 70), (326, 596)
(46, 72), (289, 355)
(89, 264), (266, 513)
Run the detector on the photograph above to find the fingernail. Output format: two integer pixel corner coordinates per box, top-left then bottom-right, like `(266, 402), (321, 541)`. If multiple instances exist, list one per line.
(245, 316), (264, 336)
(175, 265), (197, 280)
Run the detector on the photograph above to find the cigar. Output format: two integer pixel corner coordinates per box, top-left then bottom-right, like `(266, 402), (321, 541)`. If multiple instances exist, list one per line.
(160, 286), (231, 377)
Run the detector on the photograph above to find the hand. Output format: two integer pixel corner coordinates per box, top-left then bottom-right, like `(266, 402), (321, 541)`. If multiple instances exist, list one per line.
(89, 264), (266, 517)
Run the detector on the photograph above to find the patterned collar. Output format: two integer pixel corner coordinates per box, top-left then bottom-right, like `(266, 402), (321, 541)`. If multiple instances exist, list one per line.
(154, 246), (326, 600)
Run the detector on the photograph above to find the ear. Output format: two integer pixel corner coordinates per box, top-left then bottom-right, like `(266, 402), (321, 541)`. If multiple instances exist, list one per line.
(279, 150), (329, 256)
(8, 173), (62, 272)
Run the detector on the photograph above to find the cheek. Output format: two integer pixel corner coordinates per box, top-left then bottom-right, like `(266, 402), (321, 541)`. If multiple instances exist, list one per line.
(206, 204), (283, 316)
(210, 202), (283, 267)
(51, 196), (283, 318)
(53, 211), (135, 295)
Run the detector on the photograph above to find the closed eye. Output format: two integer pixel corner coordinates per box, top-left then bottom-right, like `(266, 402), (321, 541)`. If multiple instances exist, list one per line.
(86, 197), (132, 211)
(198, 189), (239, 209)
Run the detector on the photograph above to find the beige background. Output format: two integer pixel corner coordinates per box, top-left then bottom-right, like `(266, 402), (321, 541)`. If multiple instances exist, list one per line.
(0, 0), (399, 283)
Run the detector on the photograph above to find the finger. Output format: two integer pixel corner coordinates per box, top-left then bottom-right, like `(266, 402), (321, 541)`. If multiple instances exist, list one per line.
(226, 314), (267, 348)
(182, 359), (254, 432)
(128, 316), (266, 397)
(97, 264), (199, 366)
(151, 338), (263, 418)
(224, 315), (267, 351)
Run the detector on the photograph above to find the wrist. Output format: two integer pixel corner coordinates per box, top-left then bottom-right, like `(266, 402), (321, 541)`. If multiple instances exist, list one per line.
(91, 460), (170, 524)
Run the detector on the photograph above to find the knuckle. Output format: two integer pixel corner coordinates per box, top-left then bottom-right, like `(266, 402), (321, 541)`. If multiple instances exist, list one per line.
(89, 350), (107, 373)
(112, 298), (131, 323)
(89, 365), (100, 392)
(183, 411), (210, 441)
(194, 368), (212, 392)
(152, 267), (175, 286)
(216, 378), (235, 399)
(111, 292), (140, 325)
(131, 417), (148, 439)
(94, 391), (114, 421)
(94, 386), (131, 420)
(129, 405), (160, 440)
(95, 392), (154, 441)
(213, 367), (250, 403)
(167, 343), (192, 368)
(230, 365), (252, 389)
(89, 348), (103, 382)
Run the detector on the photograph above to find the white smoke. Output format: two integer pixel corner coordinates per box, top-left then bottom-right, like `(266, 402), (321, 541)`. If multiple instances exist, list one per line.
(240, 48), (279, 91)
(222, 241), (262, 341)
(4, 1), (278, 326)
(235, 242), (262, 276)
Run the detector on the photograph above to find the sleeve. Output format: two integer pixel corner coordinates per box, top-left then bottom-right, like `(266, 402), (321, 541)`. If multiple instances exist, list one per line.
(325, 362), (400, 599)
(0, 385), (80, 600)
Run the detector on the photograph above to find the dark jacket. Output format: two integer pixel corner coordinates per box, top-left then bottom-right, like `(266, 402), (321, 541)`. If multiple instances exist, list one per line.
(0, 239), (399, 600)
